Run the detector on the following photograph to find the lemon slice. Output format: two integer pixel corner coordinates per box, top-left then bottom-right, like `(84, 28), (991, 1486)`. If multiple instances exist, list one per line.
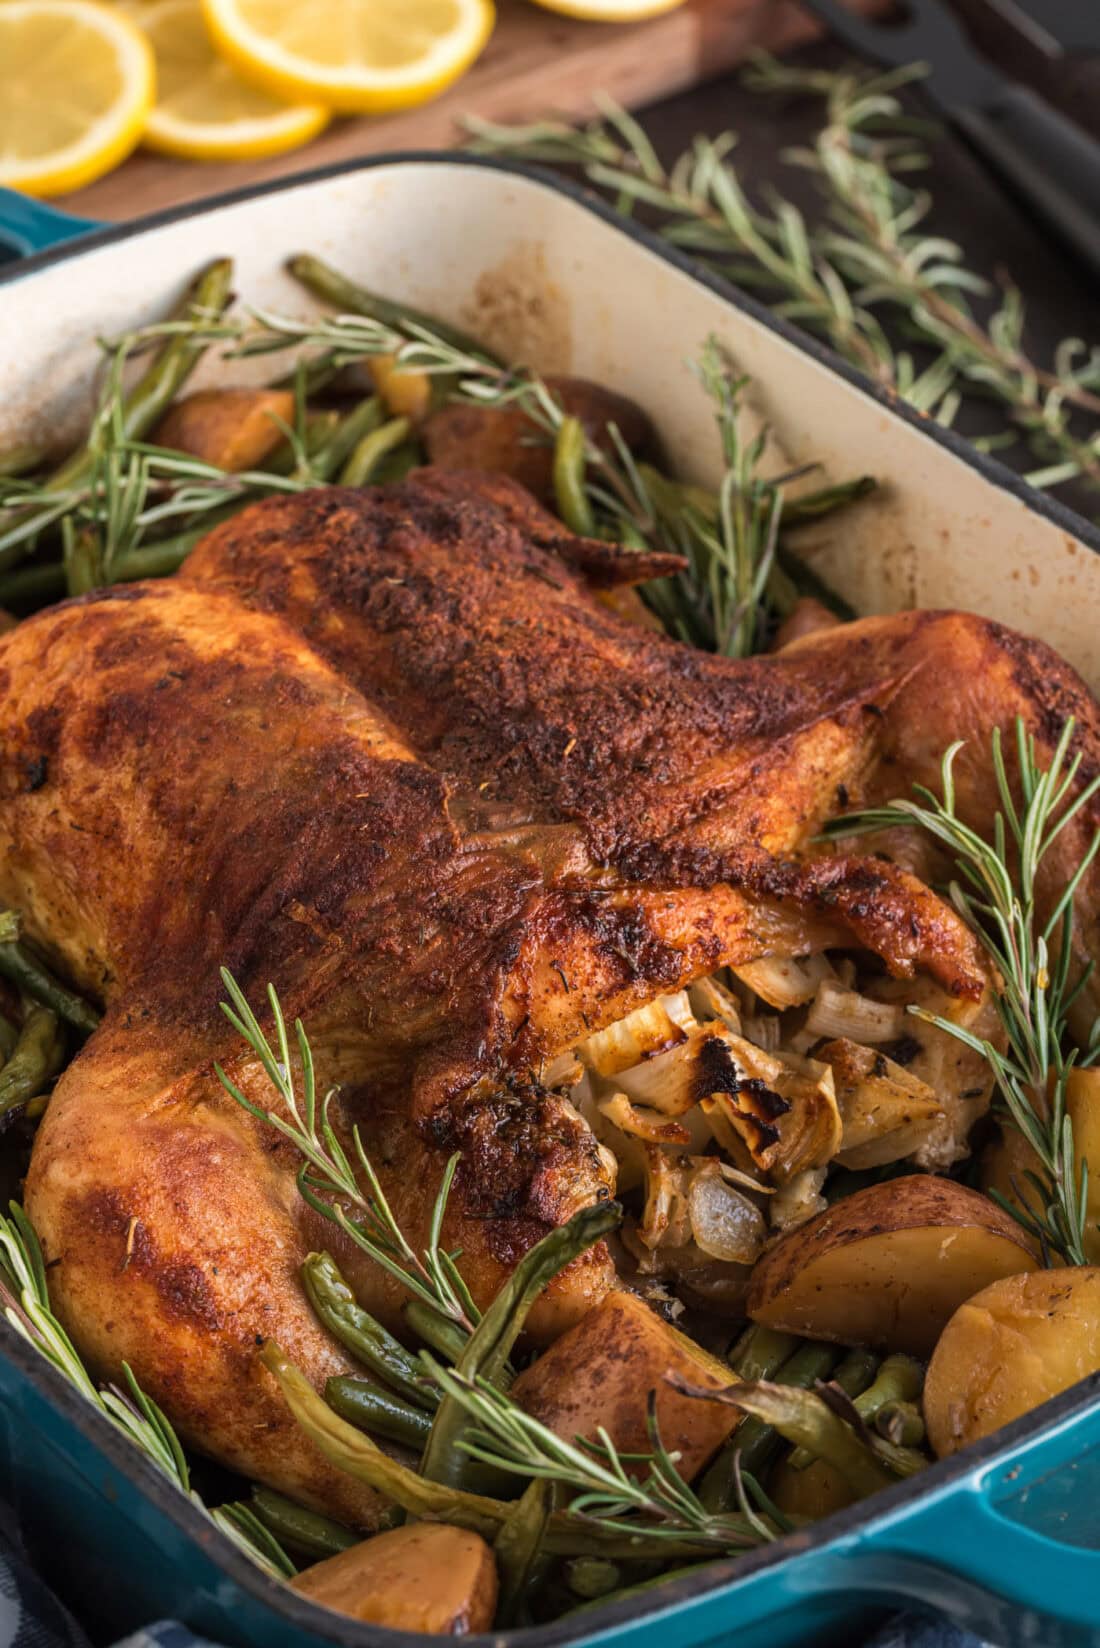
(526, 0), (686, 16)
(142, 0), (328, 161)
(0, 0), (155, 196)
(201, 0), (494, 113)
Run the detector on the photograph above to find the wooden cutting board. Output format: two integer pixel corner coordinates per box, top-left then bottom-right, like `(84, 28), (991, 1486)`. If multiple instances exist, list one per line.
(60, 0), (872, 221)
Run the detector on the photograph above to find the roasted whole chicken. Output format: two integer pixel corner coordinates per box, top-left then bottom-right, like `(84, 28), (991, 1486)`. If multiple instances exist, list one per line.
(1, 468), (1097, 1522)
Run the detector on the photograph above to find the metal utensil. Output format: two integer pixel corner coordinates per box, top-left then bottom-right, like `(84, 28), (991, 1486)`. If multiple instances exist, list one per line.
(802, 0), (1100, 280)
(980, 0), (1100, 57)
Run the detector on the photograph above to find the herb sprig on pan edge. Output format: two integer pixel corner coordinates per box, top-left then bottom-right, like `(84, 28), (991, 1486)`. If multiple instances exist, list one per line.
(827, 716), (1100, 1266)
(465, 60), (1100, 497)
(0, 1203), (294, 1578)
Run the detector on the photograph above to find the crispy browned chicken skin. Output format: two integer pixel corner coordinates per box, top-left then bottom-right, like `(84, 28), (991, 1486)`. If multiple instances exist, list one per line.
(0, 470), (1095, 1518)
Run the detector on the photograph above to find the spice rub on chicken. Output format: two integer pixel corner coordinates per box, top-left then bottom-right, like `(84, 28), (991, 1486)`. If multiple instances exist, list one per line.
(2, 469), (1096, 1518)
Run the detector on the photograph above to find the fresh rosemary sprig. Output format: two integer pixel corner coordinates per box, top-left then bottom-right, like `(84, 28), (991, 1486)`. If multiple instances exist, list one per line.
(239, 299), (864, 654)
(465, 64), (1100, 496)
(827, 717), (1100, 1265)
(0, 1203), (293, 1578)
(0, 327), (314, 589)
(425, 1358), (771, 1551)
(215, 976), (774, 1552)
(744, 55), (1100, 490)
(216, 968), (479, 1334)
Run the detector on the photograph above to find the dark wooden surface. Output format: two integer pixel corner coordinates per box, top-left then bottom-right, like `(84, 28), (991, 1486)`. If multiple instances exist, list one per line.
(636, 30), (1100, 506)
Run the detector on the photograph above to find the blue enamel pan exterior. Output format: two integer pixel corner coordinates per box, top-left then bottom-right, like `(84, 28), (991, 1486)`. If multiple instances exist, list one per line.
(1, 167), (1100, 1647)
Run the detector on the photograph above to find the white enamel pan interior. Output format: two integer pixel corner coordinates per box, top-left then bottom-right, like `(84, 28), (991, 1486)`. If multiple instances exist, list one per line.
(1, 155), (1098, 687)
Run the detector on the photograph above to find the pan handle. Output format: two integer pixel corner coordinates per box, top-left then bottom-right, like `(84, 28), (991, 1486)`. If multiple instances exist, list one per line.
(828, 1384), (1100, 1645)
(0, 189), (102, 259)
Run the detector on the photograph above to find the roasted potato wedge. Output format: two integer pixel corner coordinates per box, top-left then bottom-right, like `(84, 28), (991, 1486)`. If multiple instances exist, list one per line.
(369, 353), (432, 421)
(925, 1268), (1100, 1457)
(1067, 1070), (1100, 1264)
(290, 1523), (497, 1632)
(422, 376), (651, 503)
(152, 388), (295, 472)
(747, 1176), (1039, 1356)
(769, 1455), (856, 1520)
(512, 1290), (741, 1483)
(981, 1072), (1100, 1265)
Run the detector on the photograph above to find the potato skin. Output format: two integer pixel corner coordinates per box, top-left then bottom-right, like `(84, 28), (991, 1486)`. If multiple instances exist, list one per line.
(747, 1176), (1038, 1356)
(769, 1455), (855, 1521)
(925, 1268), (1100, 1458)
(422, 377), (651, 504)
(153, 389), (294, 473)
(982, 1078), (1100, 1265)
(511, 1290), (740, 1484)
(290, 1523), (498, 1633)
(1067, 1070), (1100, 1263)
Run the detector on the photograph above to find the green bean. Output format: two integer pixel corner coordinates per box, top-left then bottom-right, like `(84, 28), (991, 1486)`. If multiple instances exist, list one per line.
(736, 1342), (842, 1477)
(0, 529), (211, 609)
(699, 1380), (894, 1499)
(262, 409), (342, 477)
(636, 463), (714, 526)
(370, 443), (423, 486)
(874, 1399), (925, 1448)
(565, 1558), (622, 1600)
(325, 1375), (432, 1450)
(303, 1251), (436, 1409)
(567, 1565), (711, 1617)
(118, 530), (216, 580)
(0, 1002), (64, 1117)
(788, 1348), (879, 1469)
(107, 260), (235, 446)
(833, 1347), (881, 1398)
(339, 417), (412, 487)
(272, 355), (342, 398)
(249, 1485), (357, 1560)
(773, 545), (855, 623)
(780, 476), (877, 529)
(419, 1200), (621, 1493)
(287, 255), (502, 364)
(617, 520), (650, 551)
(494, 1478), (552, 1626)
(0, 261), (234, 576)
(854, 1354), (924, 1427)
(264, 1344), (748, 1562)
(215, 1502), (297, 1577)
(730, 1324), (800, 1381)
(0, 562), (65, 609)
(553, 417), (596, 537)
(403, 1299), (469, 1365)
(311, 395), (385, 482)
(0, 1012), (19, 1064)
(0, 443), (48, 479)
(63, 519), (102, 598)
(698, 1340), (839, 1511)
(0, 918), (99, 1035)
